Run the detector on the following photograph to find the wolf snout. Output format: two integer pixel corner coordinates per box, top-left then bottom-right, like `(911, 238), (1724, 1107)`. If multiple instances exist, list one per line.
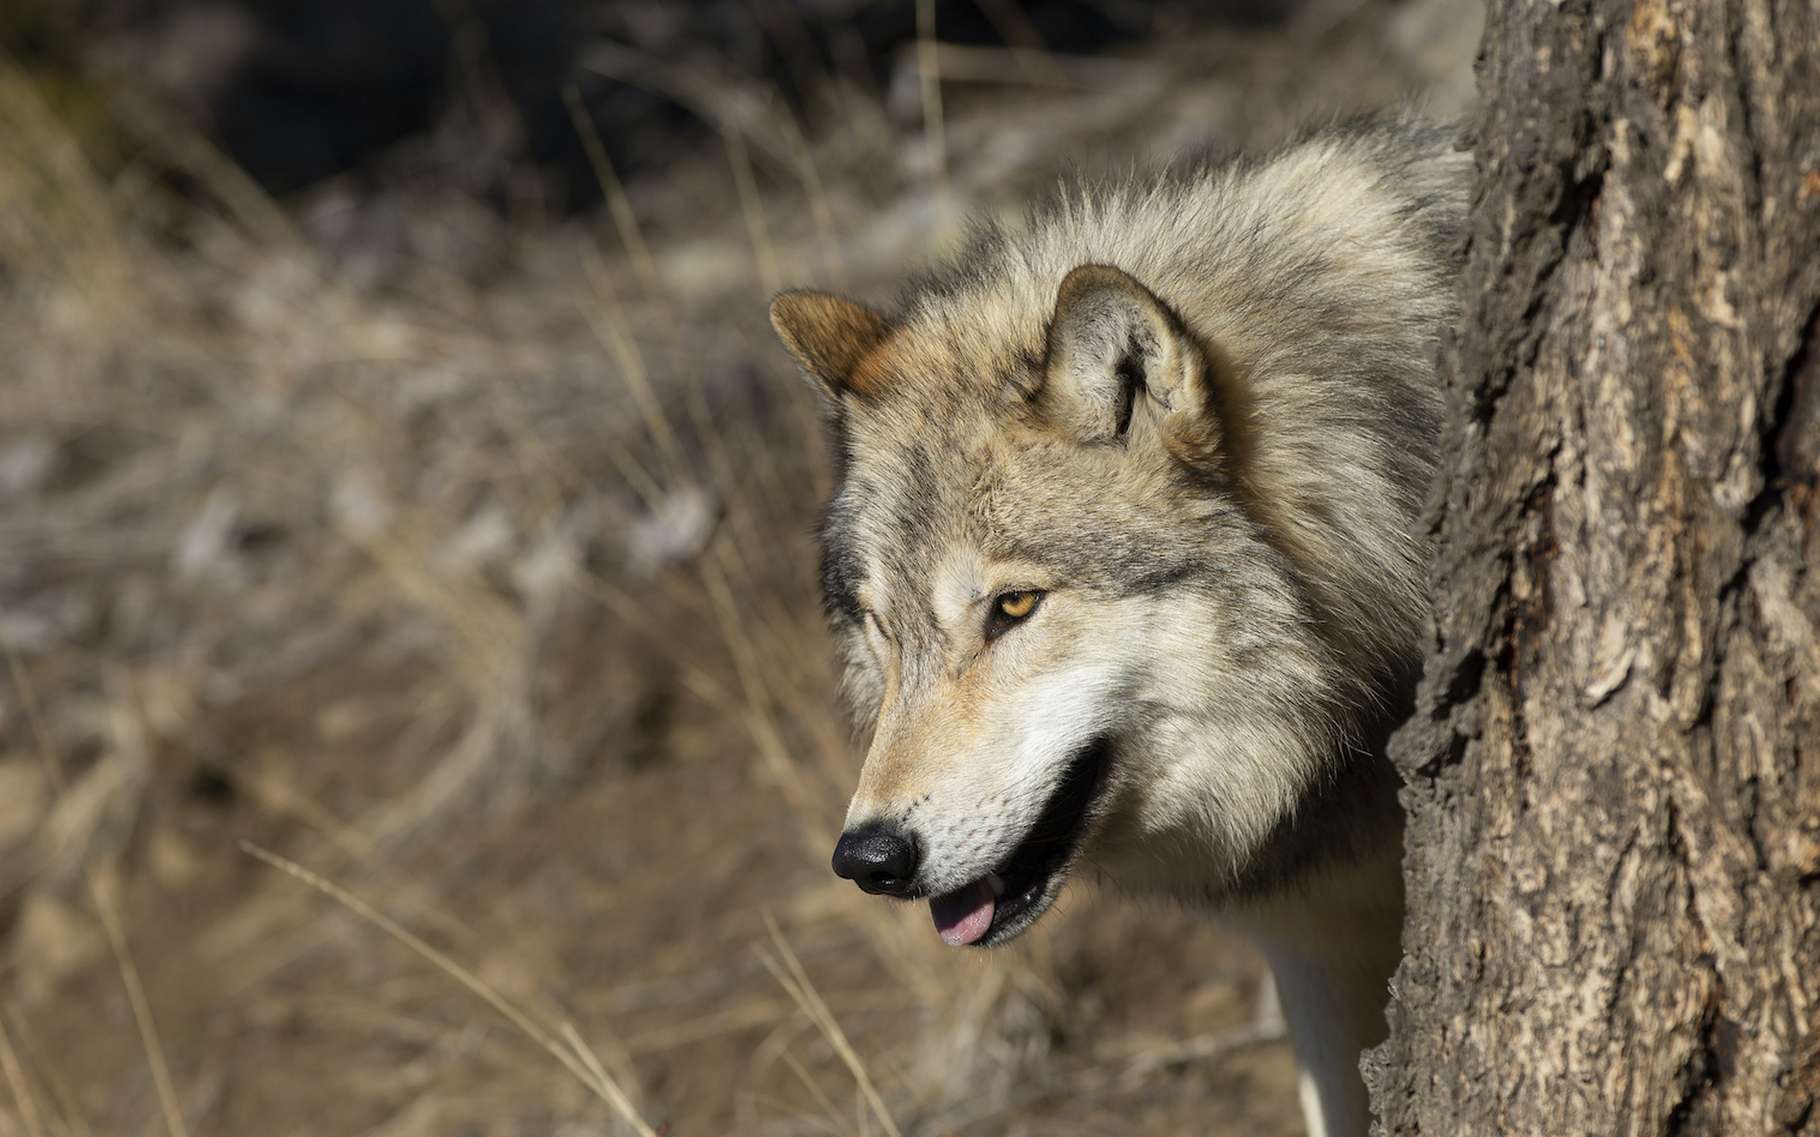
(831, 823), (920, 897)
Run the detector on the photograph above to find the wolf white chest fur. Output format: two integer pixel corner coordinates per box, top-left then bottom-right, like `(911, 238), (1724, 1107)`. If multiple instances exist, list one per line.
(769, 117), (1468, 1137)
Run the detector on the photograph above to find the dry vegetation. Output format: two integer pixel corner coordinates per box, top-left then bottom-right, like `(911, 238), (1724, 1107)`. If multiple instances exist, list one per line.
(0, 5), (1476, 1134)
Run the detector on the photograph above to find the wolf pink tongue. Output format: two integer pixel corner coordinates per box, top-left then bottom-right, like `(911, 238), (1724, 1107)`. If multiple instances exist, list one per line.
(930, 881), (996, 946)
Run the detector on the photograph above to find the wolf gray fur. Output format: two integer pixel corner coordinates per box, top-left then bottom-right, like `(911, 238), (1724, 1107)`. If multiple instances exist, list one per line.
(769, 116), (1469, 1137)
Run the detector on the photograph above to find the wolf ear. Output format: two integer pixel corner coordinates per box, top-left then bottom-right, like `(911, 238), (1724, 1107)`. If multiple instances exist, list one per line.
(769, 290), (891, 400)
(1042, 265), (1213, 446)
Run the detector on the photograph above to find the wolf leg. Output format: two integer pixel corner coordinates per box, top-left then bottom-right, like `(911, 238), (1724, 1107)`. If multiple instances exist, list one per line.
(1255, 928), (1400, 1137)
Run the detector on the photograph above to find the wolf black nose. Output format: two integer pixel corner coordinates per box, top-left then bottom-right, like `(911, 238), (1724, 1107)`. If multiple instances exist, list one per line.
(831, 824), (919, 897)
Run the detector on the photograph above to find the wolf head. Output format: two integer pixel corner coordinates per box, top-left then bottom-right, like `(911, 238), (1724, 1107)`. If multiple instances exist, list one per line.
(772, 265), (1362, 947)
(770, 127), (1459, 948)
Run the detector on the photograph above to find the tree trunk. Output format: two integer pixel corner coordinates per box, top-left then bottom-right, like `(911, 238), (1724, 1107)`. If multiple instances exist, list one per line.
(1366, 0), (1820, 1134)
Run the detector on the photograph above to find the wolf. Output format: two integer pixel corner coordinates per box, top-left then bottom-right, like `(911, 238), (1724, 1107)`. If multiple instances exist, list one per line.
(768, 116), (1468, 1137)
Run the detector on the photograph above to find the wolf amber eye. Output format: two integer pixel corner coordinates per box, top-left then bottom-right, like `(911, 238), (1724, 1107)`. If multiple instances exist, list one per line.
(998, 592), (1038, 619)
(986, 590), (1043, 640)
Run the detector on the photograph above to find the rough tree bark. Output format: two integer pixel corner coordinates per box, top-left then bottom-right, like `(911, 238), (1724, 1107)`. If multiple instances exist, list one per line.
(1366, 0), (1820, 1134)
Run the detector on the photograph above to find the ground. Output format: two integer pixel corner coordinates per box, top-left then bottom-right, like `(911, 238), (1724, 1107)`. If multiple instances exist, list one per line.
(0, 5), (1476, 1134)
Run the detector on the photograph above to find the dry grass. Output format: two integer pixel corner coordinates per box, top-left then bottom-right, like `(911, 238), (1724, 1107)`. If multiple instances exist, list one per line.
(0, 6), (1477, 1135)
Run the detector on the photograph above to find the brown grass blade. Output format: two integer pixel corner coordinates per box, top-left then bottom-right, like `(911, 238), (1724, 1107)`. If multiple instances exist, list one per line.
(239, 841), (660, 1137)
(89, 876), (189, 1137)
(0, 1009), (47, 1137)
(759, 910), (904, 1137)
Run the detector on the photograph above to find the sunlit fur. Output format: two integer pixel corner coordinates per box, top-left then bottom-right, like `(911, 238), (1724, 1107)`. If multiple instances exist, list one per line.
(772, 115), (1469, 1137)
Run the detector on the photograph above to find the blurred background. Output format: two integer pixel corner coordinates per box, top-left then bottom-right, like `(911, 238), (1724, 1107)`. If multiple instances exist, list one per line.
(0, 2), (1479, 1133)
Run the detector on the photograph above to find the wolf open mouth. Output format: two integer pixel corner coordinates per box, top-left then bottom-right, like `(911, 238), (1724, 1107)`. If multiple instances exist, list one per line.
(928, 737), (1115, 948)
